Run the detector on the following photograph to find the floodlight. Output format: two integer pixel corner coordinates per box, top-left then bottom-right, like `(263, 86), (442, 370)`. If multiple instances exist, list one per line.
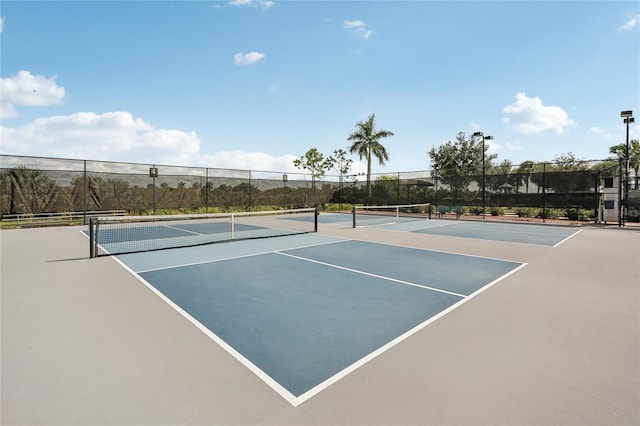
(485, 135), (494, 140)
(472, 131), (483, 137)
(620, 110), (633, 118)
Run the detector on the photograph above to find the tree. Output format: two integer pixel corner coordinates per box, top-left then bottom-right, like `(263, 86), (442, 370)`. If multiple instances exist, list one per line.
(610, 140), (640, 189)
(293, 148), (335, 205)
(487, 159), (515, 192)
(330, 148), (353, 209)
(347, 113), (394, 204)
(514, 160), (535, 193)
(428, 132), (497, 198)
(529, 153), (593, 193)
(2, 166), (60, 214)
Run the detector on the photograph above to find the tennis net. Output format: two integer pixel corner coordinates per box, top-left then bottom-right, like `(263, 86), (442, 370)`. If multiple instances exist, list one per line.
(89, 207), (318, 257)
(352, 203), (431, 228)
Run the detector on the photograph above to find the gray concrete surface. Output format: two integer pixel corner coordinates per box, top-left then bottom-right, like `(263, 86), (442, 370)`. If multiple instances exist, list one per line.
(1, 223), (638, 425)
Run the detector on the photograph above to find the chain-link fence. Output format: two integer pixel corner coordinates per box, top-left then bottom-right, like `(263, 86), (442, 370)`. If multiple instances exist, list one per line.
(1, 154), (638, 224)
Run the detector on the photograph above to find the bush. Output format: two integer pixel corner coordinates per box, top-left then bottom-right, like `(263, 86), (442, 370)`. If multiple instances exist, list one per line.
(515, 207), (536, 217)
(490, 206), (505, 216)
(323, 203), (353, 212)
(565, 207), (580, 221)
(538, 208), (563, 219)
(468, 206), (483, 215)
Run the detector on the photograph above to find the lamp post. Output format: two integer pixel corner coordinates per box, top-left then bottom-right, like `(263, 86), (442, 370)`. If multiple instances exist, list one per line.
(621, 110), (634, 225)
(149, 165), (159, 214)
(472, 132), (493, 219)
(282, 173), (288, 208)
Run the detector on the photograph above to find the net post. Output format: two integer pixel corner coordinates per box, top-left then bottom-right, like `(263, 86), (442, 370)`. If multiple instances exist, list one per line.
(352, 206), (356, 228)
(89, 217), (96, 258)
(428, 203), (432, 219)
(314, 207), (319, 232)
(231, 213), (235, 240)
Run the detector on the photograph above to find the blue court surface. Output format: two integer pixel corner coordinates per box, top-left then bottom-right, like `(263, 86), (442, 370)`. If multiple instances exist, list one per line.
(116, 233), (525, 406)
(356, 217), (582, 246)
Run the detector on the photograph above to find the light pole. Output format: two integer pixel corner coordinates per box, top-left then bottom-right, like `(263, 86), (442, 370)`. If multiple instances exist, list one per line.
(149, 165), (159, 214)
(472, 132), (493, 219)
(621, 110), (634, 225)
(282, 173), (288, 208)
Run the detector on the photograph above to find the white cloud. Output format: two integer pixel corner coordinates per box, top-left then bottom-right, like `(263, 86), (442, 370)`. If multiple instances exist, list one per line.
(0, 110), (350, 173)
(343, 20), (366, 29)
(0, 111), (200, 166)
(229, 0), (275, 9)
(0, 16), (4, 33)
(343, 20), (372, 39)
(0, 70), (66, 118)
(502, 93), (574, 135)
(590, 126), (613, 140)
(506, 142), (523, 152)
(620, 14), (639, 32)
(234, 52), (265, 66)
(197, 150), (298, 172)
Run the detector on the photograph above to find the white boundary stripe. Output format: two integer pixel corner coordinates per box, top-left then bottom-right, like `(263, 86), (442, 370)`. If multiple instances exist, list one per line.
(553, 228), (583, 247)
(110, 255), (301, 406)
(276, 251), (466, 298)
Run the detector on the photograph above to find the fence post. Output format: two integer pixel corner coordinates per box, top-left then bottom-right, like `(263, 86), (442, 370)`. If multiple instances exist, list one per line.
(83, 160), (87, 225)
(542, 163), (546, 223)
(618, 158), (623, 227)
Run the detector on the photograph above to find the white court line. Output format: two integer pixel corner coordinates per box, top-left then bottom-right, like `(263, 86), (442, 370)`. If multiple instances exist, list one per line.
(276, 251), (467, 298)
(108, 237), (529, 408)
(163, 224), (205, 236)
(346, 238), (524, 264)
(293, 261), (529, 405)
(109, 255), (300, 407)
(444, 222), (580, 238)
(135, 238), (351, 274)
(553, 228), (583, 247)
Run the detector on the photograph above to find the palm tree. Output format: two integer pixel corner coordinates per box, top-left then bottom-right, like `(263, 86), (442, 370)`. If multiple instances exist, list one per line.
(347, 113), (394, 204)
(610, 140), (640, 189)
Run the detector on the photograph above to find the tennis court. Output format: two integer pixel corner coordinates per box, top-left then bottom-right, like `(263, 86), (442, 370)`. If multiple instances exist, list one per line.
(349, 204), (582, 246)
(2, 211), (638, 425)
(116, 234), (524, 405)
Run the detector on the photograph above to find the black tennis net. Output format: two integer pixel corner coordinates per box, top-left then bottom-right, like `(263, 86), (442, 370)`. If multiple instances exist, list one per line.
(89, 207), (318, 257)
(352, 203), (431, 228)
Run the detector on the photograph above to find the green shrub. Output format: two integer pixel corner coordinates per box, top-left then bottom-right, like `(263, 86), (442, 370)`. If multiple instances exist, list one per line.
(565, 207), (580, 221)
(539, 208), (563, 219)
(515, 207), (535, 217)
(469, 206), (483, 215)
(490, 206), (505, 216)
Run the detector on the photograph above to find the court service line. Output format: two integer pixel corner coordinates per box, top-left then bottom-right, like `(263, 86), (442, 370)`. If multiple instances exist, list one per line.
(163, 224), (205, 236)
(275, 251), (466, 298)
(134, 238), (352, 274)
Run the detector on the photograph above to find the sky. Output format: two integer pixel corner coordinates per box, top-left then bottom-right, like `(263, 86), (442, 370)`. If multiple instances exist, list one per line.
(1, 0), (639, 176)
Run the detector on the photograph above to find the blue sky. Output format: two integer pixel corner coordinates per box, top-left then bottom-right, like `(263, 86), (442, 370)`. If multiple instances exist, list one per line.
(1, 0), (639, 175)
